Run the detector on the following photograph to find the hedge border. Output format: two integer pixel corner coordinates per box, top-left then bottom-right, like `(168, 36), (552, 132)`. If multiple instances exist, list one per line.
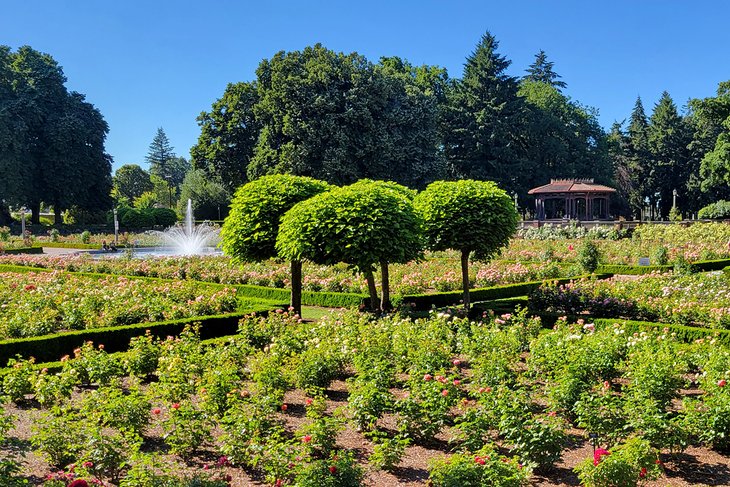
(592, 318), (730, 346)
(0, 305), (275, 366)
(0, 263), (369, 309)
(0, 247), (44, 255)
(596, 258), (730, 275)
(396, 273), (613, 311)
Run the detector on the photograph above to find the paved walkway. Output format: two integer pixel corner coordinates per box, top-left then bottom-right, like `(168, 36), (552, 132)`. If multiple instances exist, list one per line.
(41, 247), (96, 256)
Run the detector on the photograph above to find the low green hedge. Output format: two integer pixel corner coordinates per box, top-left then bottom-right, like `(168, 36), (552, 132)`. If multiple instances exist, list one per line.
(0, 305), (275, 366)
(397, 273), (612, 311)
(593, 318), (730, 346)
(0, 246), (44, 255)
(596, 264), (673, 275)
(597, 258), (730, 275)
(234, 284), (368, 309)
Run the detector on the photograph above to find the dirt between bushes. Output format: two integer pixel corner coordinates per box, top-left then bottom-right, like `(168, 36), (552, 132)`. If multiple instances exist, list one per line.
(3, 378), (730, 486)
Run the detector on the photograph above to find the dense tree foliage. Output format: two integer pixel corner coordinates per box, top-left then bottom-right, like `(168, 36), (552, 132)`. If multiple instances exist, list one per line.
(191, 82), (259, 192)
(693, 82), (730, 201)
(520, 80), (612, 203)
(113, 164), (154, 202)
(221, 175), (330, 314)
(0, 45), (112, 224)
(177, 168), (230, 220)
(277, 180), (423, 311)
(246, 45), (444, 187)
(413, 180), (518, 310)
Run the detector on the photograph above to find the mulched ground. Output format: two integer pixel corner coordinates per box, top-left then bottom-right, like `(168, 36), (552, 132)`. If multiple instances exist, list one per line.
(4, 376), (730, 486)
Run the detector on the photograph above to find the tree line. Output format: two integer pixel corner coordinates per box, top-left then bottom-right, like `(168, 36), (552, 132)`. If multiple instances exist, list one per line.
(3, 34), (730, 225)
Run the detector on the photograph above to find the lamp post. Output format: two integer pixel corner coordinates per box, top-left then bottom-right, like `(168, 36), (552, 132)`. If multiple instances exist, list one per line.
(113, 208), (119, 246)
(672, 189), (678, 209)
(20, 207), (26, 236)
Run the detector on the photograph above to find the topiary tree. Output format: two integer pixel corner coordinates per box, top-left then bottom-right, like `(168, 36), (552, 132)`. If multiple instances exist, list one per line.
(221, 174), (331, 315)
(276, 180), (423, 311)
(414, 180), (517, 310)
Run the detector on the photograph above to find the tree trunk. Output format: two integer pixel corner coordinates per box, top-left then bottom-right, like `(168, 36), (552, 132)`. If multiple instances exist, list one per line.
(290, 259), (302, 316)
(54, 204), (63, 227)
(461, 249), (471, 311)
(365, 270), (379, 311)
(0, 203), (10, 226)
(30, 201), (41, 225)
(380, 260), (391, 312)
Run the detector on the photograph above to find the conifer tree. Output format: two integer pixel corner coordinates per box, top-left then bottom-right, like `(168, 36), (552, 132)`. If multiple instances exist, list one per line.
(647, 92), (690, 218)
(442, 32), (528, 195)
(524, 50), (567, 90)
(146, 127), (177, 207)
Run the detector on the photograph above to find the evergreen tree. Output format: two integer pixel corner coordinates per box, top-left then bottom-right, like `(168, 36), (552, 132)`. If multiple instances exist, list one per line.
(524, 50), (567, 90)
(442, 32), (528, 195)
(647, 92), (691, 218)
(623, 97), (652, 217)
(145, 127), (177, 207)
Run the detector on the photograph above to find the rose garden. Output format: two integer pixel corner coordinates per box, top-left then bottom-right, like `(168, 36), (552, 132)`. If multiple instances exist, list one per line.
(0, 176), (729, 487)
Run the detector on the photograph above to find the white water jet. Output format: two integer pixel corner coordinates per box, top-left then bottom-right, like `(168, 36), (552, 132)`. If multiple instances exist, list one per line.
(160, 199), (220, 256)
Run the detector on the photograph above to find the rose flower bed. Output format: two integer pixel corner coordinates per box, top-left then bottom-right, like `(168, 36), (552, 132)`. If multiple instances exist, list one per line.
(0, 252), (568, 295)
(0, 270), (239, 339)
(530, 272), (730, 329)
(1, 310), (728, 486)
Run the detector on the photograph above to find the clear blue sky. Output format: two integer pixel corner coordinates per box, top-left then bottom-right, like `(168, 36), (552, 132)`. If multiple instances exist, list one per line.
(3, 1), (728, 172)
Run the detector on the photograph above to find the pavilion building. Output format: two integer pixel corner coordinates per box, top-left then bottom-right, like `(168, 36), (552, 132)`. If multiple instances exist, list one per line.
(528, 179), (616, 221)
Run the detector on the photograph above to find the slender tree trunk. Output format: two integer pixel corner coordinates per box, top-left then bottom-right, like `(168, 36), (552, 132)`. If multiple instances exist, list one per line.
(461, 249), (471, 311)
(0, 203), (10, 226)
(290, 259), (302, 316)
(30, 201), (41, 225)
(365, 270), (379, 311)
(380, 260), (391, 312)
(53, 204), (62, 227)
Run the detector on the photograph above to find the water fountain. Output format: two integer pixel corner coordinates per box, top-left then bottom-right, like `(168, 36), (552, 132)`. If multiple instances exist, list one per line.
(160, 199), (220, 256)
(98, 200), (220, 258)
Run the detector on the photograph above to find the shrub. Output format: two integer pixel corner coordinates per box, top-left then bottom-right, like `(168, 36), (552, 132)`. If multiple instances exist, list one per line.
(578, 240), (601, 273)
(652, 246), (669, 266)
(698, 200), (730, 220)
(293, 451), (364, 487)
(574, 437), (661, 487)
(150, 207), (178, 227)
(80, 230), (92, 244)
(121, 208), (155, 228)
(428, 445), (530, 487)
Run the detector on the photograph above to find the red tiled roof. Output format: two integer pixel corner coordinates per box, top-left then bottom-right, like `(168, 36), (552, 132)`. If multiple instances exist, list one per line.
(527, 179), (616, 195)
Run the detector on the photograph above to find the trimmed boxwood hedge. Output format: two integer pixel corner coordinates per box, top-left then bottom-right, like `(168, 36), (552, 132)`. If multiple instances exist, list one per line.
(593, 318), (730, 346)
(0, 246), (44, 255)
(596, 264), (673, 275)
(233, 284), (368, 309)
(597, 258), (730, 276)
(0, 305), (275, 366)
(397, 273), (612, 311)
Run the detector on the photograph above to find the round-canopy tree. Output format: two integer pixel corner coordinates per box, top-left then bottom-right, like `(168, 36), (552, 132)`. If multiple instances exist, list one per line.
(220, 174), (330, 314)
(413, 180), (518, 310)
(276, 180), (423, 311)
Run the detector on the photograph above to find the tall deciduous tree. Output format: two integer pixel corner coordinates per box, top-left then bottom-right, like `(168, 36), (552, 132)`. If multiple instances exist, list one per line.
(177, 168), (230, 220)
(113, 164), (154, 202)
(692, 81), (730, 202)
(221, 175), (330, 315)
(523, 50), (567, 90)
(519, 80), (612, 202)
(191, 81), (260, 192)
(1, 45), (112, 224)
(441, 32), (528, 195)
(247, 44), (444, 188)
(414, 180), (517, 311)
